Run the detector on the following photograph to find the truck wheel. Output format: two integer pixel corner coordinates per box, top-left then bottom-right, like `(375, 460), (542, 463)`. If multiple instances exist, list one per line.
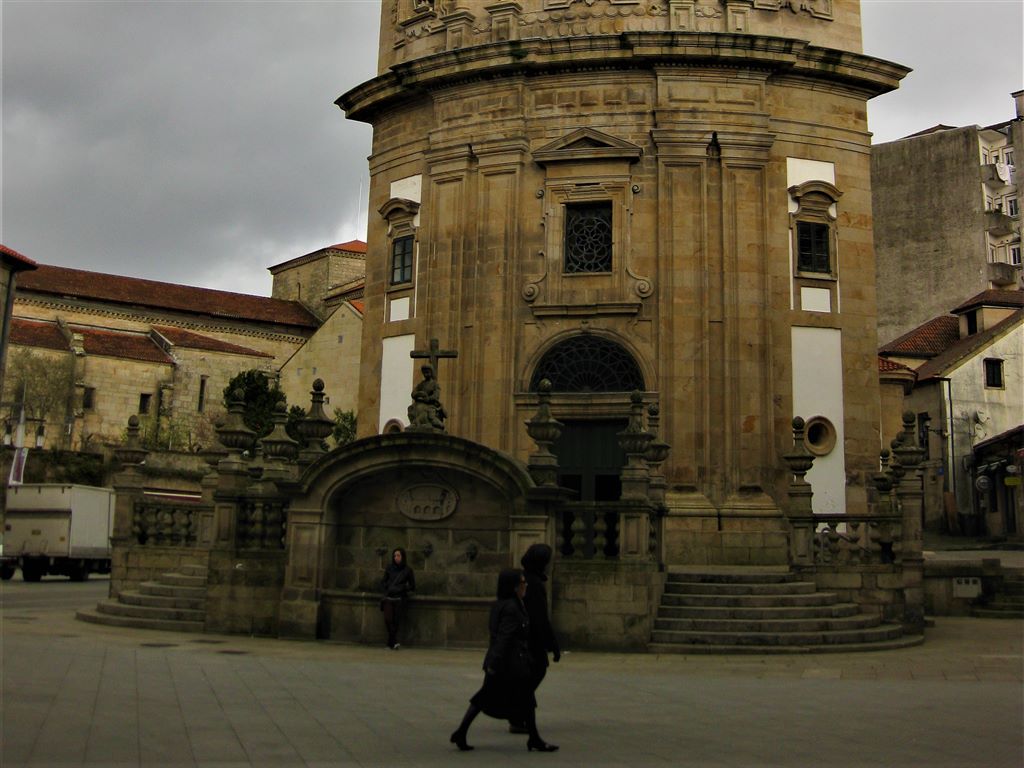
(69, 563), (89, 582)
(22, 560), (44, 582)
(0, 565), (15, 580)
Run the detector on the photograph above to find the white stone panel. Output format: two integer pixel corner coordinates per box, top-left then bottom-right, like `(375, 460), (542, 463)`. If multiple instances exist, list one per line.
(389, 296), (411, 322)
(380, 334), (415, 433)
(786, 158), (836, 213)
(800, 286), (832, 313)
(390, 175), (422, 228)
(791, 326), (847, 514)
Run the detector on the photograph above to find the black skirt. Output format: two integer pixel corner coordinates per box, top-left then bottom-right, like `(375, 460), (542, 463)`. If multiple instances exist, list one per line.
(469, 671), (537, 721)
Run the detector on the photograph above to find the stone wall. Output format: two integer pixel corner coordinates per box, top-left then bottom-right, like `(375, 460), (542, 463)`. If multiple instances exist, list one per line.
(923, 558), (1005, 616)
(109, 545), (209, 598)
(814, 565), (907, 624)
(204, 549), (286, 636)
(551, 560), (663, 650)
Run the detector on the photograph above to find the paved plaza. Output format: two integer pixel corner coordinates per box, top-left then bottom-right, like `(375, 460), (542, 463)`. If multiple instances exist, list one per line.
(2, 579), (1022, 768)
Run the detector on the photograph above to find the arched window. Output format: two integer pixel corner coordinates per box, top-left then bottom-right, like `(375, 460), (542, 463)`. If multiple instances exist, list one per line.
(529, 336), (644, 393)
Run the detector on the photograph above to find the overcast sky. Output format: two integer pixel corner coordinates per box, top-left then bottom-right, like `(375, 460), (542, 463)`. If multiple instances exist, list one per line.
(2, 1), (1021, 296)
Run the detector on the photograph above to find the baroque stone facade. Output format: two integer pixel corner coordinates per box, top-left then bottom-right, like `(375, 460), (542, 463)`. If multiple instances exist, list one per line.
(340, 0), (909, 566)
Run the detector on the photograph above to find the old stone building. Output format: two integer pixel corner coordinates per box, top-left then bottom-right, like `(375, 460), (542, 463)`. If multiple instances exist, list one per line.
(7, 264), (320, 451)
(873, 91), (1023, 345)
(340, 0), (909, 552)
(82, 2), (940, 653)
(879, 289), (1024, 536)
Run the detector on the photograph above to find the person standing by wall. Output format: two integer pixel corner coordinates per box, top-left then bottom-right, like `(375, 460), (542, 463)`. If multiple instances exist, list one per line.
(380, 547), (414, 649)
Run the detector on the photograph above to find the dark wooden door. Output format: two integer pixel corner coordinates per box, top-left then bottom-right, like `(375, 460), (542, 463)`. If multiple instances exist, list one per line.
(553, 419), (627, 501)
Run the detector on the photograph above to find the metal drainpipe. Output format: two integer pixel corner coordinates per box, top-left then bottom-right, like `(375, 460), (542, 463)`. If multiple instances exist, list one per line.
(940, 377), (956, 508)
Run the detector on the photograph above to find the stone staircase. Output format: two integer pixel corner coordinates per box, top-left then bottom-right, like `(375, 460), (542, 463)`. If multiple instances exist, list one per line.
(77, 564), (207, 633)
(649, 568), (921, 654)
(972, 570), (1024, 619)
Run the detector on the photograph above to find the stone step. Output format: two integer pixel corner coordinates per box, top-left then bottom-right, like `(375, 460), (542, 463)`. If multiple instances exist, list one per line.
(650, 623), (904, 647)
(649, 632), (924, 655)
(159, 572), (206, 588)
(657, 603), (862, 621)
(665, 568), (797, 584)
(971, 607), (1024, 619)
(76, 608), (205, 634)
(661, 592), (840, 608)
(178, 564), (209, 578)
(118, 590), (206, 611)
(96, 600), (205, 623)
(664, 581), (817, 596)
(653, 613), (881, 634)
(140, 581), (207, 598)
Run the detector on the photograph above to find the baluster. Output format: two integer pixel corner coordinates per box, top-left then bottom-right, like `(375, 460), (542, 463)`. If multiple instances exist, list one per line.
(826, 521), (841, 561)
(170, 508), (187, 545)
(570, 512), (586, 559)
(236, 503), (251, 548)
(132, 503), (145, 544)
(593, 514), (607, 560)
(556, 511), (567, 557)
(848, 521), (862, 564)
(263, 504), (281, 549)
(144, 506), (159, 545)
(249, 503), (265, 549)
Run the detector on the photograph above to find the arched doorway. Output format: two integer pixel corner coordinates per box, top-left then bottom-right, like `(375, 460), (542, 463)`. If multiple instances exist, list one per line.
(529, 335), (646, 555)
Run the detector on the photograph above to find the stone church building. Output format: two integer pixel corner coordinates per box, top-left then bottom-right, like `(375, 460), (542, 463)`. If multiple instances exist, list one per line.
(83, 1), (935, 653)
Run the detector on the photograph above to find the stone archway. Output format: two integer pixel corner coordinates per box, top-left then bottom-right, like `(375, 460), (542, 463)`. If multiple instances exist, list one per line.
(277, 431), (551, 645)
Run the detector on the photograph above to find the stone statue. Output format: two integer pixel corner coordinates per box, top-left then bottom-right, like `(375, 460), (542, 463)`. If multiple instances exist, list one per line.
(407, 364), (447, 432)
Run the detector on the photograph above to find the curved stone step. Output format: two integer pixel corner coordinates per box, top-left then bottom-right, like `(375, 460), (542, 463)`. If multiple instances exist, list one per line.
(650, 624), (904, 646)
(76, 608), (205, 633)
(179, 564), (209, 578)
(159, 572), (206, 588)
(661, 592), (840, 608)
(971, 607), (1024, 619)
(664, 581), (817, 596)
(657, 603), (861, 620)
(96, 600), (205, 622)
(140, 581), (206, 598)
(654, 613), (881, 634)
(665, 569), (797, 584)
(118, 590), (206, 610)
(649, 631), (923, 655)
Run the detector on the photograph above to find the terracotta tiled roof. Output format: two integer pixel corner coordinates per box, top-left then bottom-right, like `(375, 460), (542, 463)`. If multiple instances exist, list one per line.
(74, 325), (174, 365)
(18, 265), (319, 329)
(152, 326), (273, 358)
(329, 240), (367, 253)
(916, 310), (1023, 382)
(879, 315), (960, 358)
(951, 289), (1024, 315)
(877, 357), (914, 374)
(0, 244), (38, 271)
(9, 318), (67, 351)
(350, 300), (365, 315)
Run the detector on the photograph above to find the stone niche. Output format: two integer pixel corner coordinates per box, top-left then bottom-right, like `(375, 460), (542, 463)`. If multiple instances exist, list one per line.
(300, 433), (549, 647)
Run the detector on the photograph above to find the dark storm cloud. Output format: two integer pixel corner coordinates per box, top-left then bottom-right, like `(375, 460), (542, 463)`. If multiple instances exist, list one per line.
(2, 0), (379, 294)
(1, 1), (1020, 294)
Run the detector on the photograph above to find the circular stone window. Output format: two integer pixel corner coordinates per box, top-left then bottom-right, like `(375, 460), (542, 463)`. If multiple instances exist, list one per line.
(804, 416), (837, 457)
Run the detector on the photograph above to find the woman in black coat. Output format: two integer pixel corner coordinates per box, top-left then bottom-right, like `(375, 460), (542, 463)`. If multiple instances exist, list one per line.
(512, 543), (560, 731)
(450, 569), (558, 753)
(380, 547), (415, 649)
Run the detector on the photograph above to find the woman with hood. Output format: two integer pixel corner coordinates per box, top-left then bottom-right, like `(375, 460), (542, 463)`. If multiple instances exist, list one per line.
(380, 547), (415, 649)
(450, 568), (558, 753)
(509, 543), (560, 732)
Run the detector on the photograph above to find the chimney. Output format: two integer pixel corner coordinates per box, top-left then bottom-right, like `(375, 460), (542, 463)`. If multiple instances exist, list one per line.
(1013, 90), (1024, 120)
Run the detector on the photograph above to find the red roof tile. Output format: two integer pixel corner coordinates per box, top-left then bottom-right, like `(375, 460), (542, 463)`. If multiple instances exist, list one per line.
(951, 289), (1024, 315)
(879, 315), (960, 358)
(9, 318), (67, 351)
(329, 240), (367, 253)
(916, 311), (1023, 381)
(73, 325), (175, 365)
(350, 300), (365, 315)
(19, 265), (318, 329)
(152, 326), (272, 358)
(0, 244), (38, 271)
(877, 357), (914, 374)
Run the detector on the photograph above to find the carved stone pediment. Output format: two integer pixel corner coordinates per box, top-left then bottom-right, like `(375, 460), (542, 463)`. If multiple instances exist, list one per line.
(533, 128), (643, 166)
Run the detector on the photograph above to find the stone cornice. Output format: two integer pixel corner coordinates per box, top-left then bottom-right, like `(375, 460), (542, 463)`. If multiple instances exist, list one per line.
(338, 33), (910, 121)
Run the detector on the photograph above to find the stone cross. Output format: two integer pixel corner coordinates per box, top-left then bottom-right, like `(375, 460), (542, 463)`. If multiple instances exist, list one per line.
(410, 337), (458, 374)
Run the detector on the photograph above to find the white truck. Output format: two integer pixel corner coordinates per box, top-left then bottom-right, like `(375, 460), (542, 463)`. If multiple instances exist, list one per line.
(2, 484), (114, 582)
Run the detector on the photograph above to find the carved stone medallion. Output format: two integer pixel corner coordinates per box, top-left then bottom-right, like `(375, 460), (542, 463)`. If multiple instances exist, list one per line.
(396, 483), (459, 521)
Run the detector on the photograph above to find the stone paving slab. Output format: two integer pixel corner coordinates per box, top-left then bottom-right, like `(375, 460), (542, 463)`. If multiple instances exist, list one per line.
(2, 604), (1021, 768)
